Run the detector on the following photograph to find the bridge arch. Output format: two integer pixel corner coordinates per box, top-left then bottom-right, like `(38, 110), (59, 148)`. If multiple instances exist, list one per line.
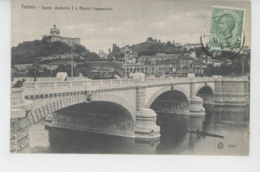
(26, 93), (87, 124)
(49, 98), (135, 139)
(26, 92), (135, 124)
(195, 84), (214, 96)
(146, 86), (190, 108)
(91, 93), (135, 119)
(195, 85), (214, 104)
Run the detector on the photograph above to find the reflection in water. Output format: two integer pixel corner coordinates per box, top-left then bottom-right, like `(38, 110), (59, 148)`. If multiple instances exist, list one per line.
(29, 105), (249, 155)
(48, 129), (135, 154)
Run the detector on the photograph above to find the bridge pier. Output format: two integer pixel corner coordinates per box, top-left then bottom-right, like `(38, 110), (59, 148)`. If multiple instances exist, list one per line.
(213, 75), (249, 106)
(135, 86), (160, 140)
(134, 139), (160, 154)
(243, 76), (250, 104)
(45, 112), (54, 127)
(189, 96), (205, 115)
(189, 74), (205, 116)
(213, 75), (224, 105)
(11, 109), (30, 153)
(134, 108), (160, 140)
(10, 88), (33, 153)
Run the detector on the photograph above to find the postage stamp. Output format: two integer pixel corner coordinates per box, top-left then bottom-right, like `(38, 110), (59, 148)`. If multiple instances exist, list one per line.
(209, 6), (245, 52)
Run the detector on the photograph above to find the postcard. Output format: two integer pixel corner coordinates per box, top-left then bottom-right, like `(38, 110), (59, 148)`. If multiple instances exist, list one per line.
(11, 0), (251, 155)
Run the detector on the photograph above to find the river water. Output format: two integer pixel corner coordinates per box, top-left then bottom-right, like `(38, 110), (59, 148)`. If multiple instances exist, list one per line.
(29, 105), (249, 155)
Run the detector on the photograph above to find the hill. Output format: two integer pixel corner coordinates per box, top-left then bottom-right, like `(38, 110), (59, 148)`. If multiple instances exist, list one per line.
(11, 39), (99, 65)
(107, 37), (183, 60)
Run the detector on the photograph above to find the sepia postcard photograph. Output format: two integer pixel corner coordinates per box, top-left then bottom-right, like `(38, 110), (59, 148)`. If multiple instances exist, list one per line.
(10, 0), (251, 156)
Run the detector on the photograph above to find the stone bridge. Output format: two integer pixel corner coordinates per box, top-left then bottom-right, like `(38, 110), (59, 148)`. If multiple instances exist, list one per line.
(10, 75), (249, 152)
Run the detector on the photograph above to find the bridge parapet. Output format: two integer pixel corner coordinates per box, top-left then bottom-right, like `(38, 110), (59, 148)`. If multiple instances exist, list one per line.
(193, 77), (215, 82)
(21, 79), (141, 94)
(12, 76), (249, 105)
(12, 77), (87, 83)
(11, 88), (25, 106)
(144, 77), (191, 84)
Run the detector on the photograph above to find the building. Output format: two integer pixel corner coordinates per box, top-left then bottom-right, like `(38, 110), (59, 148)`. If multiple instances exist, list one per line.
(42, 25), (80, 46)
(90, 69), (115, 79)
(98, 50), (108, 59)
(121, 48), (138, 64)
(178, 55), (195, 76)
(190, 51), (197, 59)
(124, 59), (178, 77)
(138, 53), (180, 64)
(174, 42), (182, 47)
(14, 64), (33, 71)
(121, 52), (210, 77)
(11, 67), (28, 78)
(241, 46), (250, 55)
(41, 60), (78, 71)
(193, 60), (207, 76)
(202, 56), (212, 65)
(182, 43), (201, 51)
(211, 59), (223, 67)
(123, 54), (207, 77)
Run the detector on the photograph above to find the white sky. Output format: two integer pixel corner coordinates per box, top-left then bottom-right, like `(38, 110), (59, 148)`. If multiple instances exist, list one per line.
(12, 0), (251, 53)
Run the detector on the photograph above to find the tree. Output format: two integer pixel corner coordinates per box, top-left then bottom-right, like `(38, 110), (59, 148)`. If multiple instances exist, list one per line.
(166, 41), (172, 46)
(204, 64), (214, 76)
(43, 67), (51, 76)
(27, 68), (37, 77)
(146, 37), (154, 43)
(112, 44), (120, 53)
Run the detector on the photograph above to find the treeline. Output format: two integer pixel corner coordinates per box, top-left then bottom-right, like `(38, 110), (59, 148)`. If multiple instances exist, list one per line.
(131, 40), (180, 56)
(204, 60), (250, 76)
(107, 37), (184, 60)
(11, 39), (99, 65)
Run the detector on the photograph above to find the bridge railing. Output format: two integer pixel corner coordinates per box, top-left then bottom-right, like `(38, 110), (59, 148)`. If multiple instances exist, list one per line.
(221, 76), (247, 81)
(11, 76), (249, 105)
(12, 77), (35, 83)
(12, 77), (87, 83)
(21, 79), (142, 92)
(144, 77), (191, 84)
(20, 77), (218, 93)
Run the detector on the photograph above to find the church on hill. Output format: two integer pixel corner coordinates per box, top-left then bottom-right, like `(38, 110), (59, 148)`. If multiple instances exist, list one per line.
(42, 25), (80, 46)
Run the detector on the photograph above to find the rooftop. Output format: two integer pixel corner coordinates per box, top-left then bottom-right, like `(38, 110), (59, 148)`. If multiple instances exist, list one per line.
(144, 59), (179, 65)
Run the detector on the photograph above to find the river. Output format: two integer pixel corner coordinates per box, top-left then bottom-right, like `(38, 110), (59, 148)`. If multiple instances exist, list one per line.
(29, 105), (249, 155)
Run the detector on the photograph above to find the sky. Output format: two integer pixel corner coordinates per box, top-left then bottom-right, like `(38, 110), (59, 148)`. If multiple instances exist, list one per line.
(12, 0), (251, 53)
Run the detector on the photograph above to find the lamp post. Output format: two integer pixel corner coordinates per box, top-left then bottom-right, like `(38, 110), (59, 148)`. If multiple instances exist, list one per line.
(71, 44), (74, 77)
(34, 57), (39, 82)
(122, 45), (128, 78)
(241, 56), (246, 76)
(180, 55), (183, 77)
(124, 49), (127, 77)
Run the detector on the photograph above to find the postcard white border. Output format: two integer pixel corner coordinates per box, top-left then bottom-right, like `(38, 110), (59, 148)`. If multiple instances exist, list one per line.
(1, 0), (260, 172)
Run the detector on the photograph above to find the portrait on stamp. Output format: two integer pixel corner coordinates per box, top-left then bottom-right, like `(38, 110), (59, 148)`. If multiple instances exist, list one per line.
(210, 6), (245, 51)
(217, 14), (236, 40)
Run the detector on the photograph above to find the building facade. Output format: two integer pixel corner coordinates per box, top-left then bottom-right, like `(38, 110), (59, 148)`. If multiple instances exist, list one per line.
(123, 55), (206, 77)
(98, 50), (108, 59)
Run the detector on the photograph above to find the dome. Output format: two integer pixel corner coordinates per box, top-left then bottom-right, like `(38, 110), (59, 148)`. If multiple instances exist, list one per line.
(50, 25), (60, 36)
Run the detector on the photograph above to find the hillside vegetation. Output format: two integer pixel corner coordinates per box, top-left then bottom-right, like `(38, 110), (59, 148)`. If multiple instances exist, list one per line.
(107, 37), (183, 60)
(12, 39), (99, 65)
